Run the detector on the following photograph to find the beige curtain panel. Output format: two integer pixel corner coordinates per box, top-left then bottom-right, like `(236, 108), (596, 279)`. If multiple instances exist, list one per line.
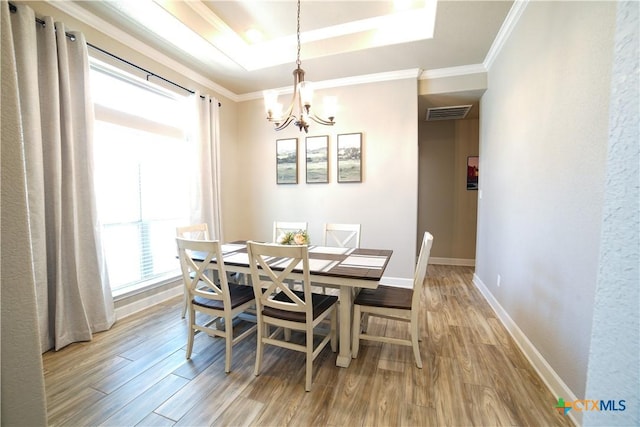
(190, 92), (223, 240)
(2, 2), (115, 355)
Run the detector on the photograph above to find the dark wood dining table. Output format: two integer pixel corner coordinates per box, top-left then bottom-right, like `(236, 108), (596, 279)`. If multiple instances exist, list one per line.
(209, 242), (393, 367)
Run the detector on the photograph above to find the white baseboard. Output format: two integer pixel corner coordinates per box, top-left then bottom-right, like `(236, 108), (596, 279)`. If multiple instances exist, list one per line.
(115, 285), (182, 320)
(430, 257), (475, 266)
(472, 273), (580, 426)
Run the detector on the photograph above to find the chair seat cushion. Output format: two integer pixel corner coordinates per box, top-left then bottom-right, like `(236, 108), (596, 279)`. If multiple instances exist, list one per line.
(354, 285), (413, 310)
(193, 282), (254, 310)
(263, 290), (338, 323)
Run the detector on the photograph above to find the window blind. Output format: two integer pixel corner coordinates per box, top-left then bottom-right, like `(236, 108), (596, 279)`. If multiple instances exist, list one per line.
(90, 59), (192, 294)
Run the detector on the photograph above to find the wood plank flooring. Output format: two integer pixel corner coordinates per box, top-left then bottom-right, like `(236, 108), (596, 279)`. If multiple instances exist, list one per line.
(43, 265), (573, 426)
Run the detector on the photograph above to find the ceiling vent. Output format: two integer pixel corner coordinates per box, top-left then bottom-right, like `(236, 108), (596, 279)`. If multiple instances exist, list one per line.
(425, 105), (472, 121)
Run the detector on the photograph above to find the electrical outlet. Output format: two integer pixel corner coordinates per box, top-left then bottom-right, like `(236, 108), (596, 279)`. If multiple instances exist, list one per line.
(497, 274), (501, 287)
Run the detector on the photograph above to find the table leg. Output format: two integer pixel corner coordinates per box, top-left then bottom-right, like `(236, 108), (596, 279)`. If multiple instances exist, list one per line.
(335, 286), (352, 368)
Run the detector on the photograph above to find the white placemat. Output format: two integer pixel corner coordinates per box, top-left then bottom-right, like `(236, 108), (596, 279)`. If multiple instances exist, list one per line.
(223, 252), (250, 265)
(269, 257), (339, 273)
(339, 255), (387, 269)
(309, 246), (354, 255)
(221, 243), (245, 254)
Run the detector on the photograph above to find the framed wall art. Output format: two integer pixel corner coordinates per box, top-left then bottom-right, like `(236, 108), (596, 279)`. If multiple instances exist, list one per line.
(276, 138), (298, 184)
(467, 156), (479, 190)
(337, 133), (362, 183)
(305, 135), (329, 183)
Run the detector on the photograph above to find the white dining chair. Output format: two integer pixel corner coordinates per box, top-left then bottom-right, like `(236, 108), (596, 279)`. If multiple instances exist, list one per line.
(176, 223), (210, 241)
(247, 241), (337, 391)
(176, 237), (257, 373)
(323, 223), (361, 248)
(273, 221), (308, 243)
(351, 231), (433, 368)
(317, 223), (362, 294)
(176, 224), (210, 318)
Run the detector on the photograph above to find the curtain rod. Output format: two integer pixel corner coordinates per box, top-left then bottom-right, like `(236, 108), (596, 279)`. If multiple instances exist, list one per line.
(8, 1), (221, 107)
(87, 43), (221, 106)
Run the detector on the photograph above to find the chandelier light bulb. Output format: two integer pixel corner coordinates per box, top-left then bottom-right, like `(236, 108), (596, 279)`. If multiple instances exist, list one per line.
(323, 96), (337, 119)
(272, 102), (283, 119)
(263, 90), (279, 115)
(298, 81), (313, 107)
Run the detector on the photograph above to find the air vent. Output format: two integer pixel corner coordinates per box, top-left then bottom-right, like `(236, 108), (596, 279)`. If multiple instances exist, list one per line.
(425, 105), (472, 121)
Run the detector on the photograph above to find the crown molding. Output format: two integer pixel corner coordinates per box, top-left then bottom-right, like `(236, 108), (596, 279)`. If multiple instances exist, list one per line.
(47, 0), (240, 102)
(483, 0), (530, 70)
(419, 63), (487, 80)
(238, 68), (423, 102)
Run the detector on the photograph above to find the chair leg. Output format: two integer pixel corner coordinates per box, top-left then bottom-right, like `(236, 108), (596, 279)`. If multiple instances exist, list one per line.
(224, 315), (233, 373)
(410, 317), (422, 369)
(185, 307), (195, 359)
(411, 338), (422, 369)
(361, 313), (369, 333)
(330, 308), (337, 352)
(254, 321), (264, 377)
(351, 305), (361, 358)
(305, 327), (313, 392)
(181, 291), (188, 319)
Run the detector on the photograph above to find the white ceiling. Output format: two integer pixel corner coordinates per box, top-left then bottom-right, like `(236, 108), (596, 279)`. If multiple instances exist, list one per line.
(55, 0), (514, 115)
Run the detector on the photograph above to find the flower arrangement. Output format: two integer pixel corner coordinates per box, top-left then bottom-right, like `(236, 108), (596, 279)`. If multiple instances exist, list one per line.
(277, 230), (310, 245)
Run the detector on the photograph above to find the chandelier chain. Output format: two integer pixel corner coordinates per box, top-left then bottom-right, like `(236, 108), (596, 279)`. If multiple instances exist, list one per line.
(296, 0), (301, 67)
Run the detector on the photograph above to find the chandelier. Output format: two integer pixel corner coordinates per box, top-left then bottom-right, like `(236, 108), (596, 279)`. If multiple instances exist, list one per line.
(263, 0), (336, 133)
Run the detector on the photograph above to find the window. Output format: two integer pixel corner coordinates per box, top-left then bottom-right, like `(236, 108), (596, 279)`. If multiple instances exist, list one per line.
(90, 59), (193, 295)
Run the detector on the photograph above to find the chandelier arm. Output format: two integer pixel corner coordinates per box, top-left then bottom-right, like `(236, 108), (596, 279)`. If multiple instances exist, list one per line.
(308, 114), (335, 126)
(274, 116), (297, 131)
(269, 69), (300, 125)
(280, 97), (296, 121)
(267, 87), (296, 123)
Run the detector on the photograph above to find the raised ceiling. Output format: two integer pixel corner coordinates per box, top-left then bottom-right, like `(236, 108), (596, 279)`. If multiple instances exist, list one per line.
(53, 0), (514, 115)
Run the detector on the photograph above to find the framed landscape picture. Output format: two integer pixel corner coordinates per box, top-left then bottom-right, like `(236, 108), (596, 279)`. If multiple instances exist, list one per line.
(276, 138), (298, 184)
(337, 133), (362, 183)
(305, 135), (329, 183)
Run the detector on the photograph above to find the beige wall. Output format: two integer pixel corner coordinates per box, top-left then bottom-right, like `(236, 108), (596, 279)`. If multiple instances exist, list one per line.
(418, 119), (478, 262)
(477, 0), (616, 400)
(226, 78), (419, 281)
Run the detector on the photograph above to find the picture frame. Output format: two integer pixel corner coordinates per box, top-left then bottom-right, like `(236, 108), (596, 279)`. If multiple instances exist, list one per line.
(467, 156), (479, 190)
(305, 135), (329, 183)
(276, 138), (298, 184)
(337, 133), (362, 183)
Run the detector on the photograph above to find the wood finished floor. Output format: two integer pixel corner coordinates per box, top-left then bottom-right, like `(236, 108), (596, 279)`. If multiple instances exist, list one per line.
(43, 265), (573, 426)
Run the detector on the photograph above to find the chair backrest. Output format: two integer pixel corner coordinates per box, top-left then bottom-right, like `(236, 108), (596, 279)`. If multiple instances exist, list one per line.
(247, 241), (313, 323)
(176, 223), (210, 240)
(273, 221), (308, 243)
(176, 237), (231, 308)
(323, 223), (361, 248)
(412, 232), (434, 308)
